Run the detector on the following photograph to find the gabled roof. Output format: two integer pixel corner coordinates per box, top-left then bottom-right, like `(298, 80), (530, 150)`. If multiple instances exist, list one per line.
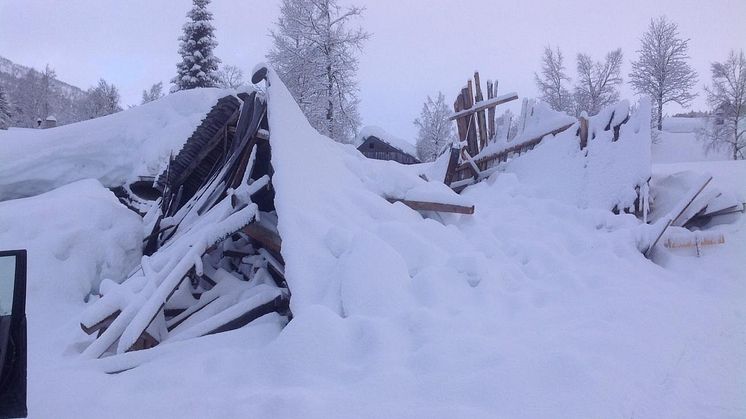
(356, 125), (418, 158)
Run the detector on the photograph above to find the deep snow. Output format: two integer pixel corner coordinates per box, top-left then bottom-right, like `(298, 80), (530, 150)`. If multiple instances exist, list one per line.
(0, 84), (743, 418)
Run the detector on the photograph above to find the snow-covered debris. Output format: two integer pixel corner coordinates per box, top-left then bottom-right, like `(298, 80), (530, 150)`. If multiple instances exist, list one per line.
(356, 125), (418, 158)
(504, 99), (651, 212)
(0, 88), (235, 201)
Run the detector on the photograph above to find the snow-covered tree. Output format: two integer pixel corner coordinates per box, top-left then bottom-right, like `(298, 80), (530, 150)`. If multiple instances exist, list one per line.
(217, 64), (244, 89)
(629, 16), (698, 131)
(267, 0), (370, 143)
(698, 50), (746, 160)
(414, 92), (455, 162)
(534, 46), (574, 114)
(84, 79), (122, 119)
(0, 84), (11, 129)
(574, 49), (623, 116)
(171, 0), (221, 92)
(141, 82), (164, 104)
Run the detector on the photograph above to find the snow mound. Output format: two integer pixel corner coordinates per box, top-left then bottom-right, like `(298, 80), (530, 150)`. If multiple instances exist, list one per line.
(0, 88), (235, 201)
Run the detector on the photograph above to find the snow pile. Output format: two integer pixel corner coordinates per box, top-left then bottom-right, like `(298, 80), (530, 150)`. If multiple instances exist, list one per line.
(0, 88), (234, 201)
(505, 99), (651, 211)
(0, 179), (142, 301)
(356, 125), (418, 157)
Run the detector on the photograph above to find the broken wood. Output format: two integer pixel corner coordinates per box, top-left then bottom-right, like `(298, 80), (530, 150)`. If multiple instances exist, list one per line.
(242, 223), (283, 255)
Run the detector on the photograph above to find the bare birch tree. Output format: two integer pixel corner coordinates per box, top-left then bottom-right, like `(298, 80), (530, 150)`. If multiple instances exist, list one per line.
(414, 92), (455, 162)
(267, 0), (370, 143)
(629, 16), (698, 131)
(534, 46), (574, 114)
(574, 49), (623, 116)
(699, 50), (746, 160)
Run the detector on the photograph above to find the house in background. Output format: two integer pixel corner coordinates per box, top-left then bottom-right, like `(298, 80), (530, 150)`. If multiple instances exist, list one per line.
(356, 125), (420, 165)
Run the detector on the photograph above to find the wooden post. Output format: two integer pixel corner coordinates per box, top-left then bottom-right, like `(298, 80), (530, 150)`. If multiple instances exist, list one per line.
(443, 145), (461, 186)
(474, 72), (489, 152)
(465, 80), (478, 157)
(486, 80), (496, 142)
(578, 116), (589, 150)
(453, 92), (468, 143)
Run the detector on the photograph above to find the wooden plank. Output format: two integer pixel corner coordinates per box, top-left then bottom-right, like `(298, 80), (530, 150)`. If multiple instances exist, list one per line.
(443, 145), (461, 186)
(448, 92), (519, 121)
(387, 198), (474, 214)
(644, 176), (712, 258)
(474, 72), (489, 151)
(242, 223), (282, 255)
(454, 91), (468, 142)
(81, 310), (121, 335)
(578, 116), (589, 150)
(486, 80), (496, 142)
(465, 80), (479, 157)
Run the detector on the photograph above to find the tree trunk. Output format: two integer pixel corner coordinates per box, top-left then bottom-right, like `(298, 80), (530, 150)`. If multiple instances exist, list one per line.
(657, 96), (663, 131)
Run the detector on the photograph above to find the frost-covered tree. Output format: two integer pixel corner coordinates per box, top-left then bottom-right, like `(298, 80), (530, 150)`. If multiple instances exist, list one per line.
(171, 0), (221, 92)
(414, 92), (455, 162)
(534, 46), (574, 114)
(574, 49), (623, 116)
(698, 50), (746, 160)
(217, 64), (244, 89)
(629, 16), (698, 131)
(141, 82), (164, 104)
(0, 85), (11, 129)
(85, 79), (122, 119)
(267, 0), (370, 143)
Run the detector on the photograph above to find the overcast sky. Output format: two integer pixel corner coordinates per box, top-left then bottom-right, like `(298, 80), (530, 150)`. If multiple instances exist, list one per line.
(1, 0), (744, 141)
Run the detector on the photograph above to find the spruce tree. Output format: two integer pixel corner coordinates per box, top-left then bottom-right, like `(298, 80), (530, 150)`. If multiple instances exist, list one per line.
(0, 85), (11, 130)
(171, 0), (221, 92)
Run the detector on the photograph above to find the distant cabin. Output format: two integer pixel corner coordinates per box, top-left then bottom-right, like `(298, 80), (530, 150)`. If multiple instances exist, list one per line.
(356, 126), (420, 165)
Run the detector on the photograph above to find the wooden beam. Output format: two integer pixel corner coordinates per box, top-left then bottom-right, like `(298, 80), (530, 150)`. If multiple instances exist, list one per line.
(81, 310), (121, 335)
(387, 198), (474, 214)
(464, 80), (479, 157)
(448, 92), (518, 121)
(443, 145), (461, 186)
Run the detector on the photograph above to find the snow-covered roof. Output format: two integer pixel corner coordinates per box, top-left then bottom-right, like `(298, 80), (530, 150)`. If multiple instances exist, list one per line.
(0, 88), (235, 200)
(356, 125), (418, 158)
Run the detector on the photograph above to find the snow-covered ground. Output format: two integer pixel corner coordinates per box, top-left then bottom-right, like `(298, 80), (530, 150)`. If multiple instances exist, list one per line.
(652, 117), (731, 163)
(0, 90), (743, 418)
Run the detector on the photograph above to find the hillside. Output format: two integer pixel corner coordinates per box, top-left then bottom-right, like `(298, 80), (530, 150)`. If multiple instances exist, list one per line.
(0, 55), (88, 127)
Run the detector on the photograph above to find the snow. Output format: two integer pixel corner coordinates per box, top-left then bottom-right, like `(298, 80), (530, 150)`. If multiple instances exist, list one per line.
(0, 88), (235, 201)
(356, 124), (417, 157)
(652, 117), (731, 163)
(0, 70), (742, 418)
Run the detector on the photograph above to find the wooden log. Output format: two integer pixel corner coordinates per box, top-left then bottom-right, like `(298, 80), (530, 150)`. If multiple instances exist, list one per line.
(474, 72), (489, 152)
(387, 198), (474, 214)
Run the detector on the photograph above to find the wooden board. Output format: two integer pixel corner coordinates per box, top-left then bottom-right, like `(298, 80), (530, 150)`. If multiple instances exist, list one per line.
(387, 198), (474, 214)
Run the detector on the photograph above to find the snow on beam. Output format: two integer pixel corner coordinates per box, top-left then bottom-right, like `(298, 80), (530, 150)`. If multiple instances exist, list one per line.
(448, 92), (518, 121)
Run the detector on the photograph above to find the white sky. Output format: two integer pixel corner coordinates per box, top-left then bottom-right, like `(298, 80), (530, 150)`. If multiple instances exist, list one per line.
(1, 0), (744, 141)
